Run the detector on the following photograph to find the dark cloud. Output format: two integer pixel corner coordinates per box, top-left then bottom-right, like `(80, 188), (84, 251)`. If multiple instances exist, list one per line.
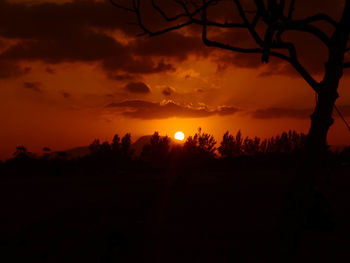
(217, 106), (243, 116)
(213, 51), (300, 77)
(1, 31), (126, 63)
(0, 60), (30, 79)
(101, 58), (175, 74)
(208, 1), (341, 77)
(61, 92), (71, 98)
(109, 73), (135, 81)
(131, 32), (209, 60)
(0, 0), (344, 79)
(215, 47), (326, 77)
(0, 0), (138, 40)
(23, 81), (42, 93)
(0, 0), (199, 77)
(106, 100), (240, 119)
(258, 62), (298, 77)
(45, 66), (55, 74)
(162, 86), (175, 96)
(125, 82), (151, 94)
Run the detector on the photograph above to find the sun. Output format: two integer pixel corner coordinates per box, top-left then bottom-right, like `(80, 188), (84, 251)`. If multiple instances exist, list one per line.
(174, 131), (185, 141)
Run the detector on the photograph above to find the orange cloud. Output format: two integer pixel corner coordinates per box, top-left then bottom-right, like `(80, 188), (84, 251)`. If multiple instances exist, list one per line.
(106, 100), (240, 119)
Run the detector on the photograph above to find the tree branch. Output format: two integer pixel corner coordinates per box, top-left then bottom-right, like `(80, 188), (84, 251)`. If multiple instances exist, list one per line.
(277, 21), (331, 46)
(236, 0), (264, 46)
(111, 0), (321, 92)
(301, 13), (338, 27)
(202, 0), (261, 54)
(151, 0), (188, 21)
(192, 18), (247, 28)
(110, 0), (135, 12)
(287, 0), (295, 20)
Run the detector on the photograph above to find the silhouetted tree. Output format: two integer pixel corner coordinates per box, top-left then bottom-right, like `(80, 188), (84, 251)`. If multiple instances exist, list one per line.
(112, 0), (350, 153)
(340, 146), (350, 165)
(141, 132), (170, 165)
(89, 139), (101, 154)
(241, 136), (260, 156)
(261, 130), (307, 154)
(121, 133), (134, 159)
(184, 128), (216, 157)
(89, 134), (133, 162)
(218, 130), (243, 157)
(13, 146), (36, 160)
(219, 130), (306, 157)
(42, 147), (51, 159)
(100, 141), (112, 153)
(43, 147), (51, 152)
(111, 134), (121, 154)
(14, 146), (28, 157)
(56, 151), (68, 159)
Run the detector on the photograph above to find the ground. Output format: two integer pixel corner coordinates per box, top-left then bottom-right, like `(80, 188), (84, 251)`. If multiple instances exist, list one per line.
(0, 166), (349, 262)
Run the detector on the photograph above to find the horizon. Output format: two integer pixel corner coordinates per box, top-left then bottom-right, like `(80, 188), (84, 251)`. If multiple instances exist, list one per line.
(2, 128), (348, 162)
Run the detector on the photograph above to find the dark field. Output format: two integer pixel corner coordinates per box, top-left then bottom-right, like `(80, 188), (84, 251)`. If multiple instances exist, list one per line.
(1, 165), (350, 263)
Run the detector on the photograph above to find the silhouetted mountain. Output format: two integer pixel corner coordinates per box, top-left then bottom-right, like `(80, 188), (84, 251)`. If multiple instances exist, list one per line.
(131, 135), (153, 157)
(48, 135), (182, 159)
(50, 146), (91, 159)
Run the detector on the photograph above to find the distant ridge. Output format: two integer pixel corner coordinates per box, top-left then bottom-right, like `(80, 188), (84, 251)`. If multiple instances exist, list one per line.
(50, 146), (90, 159)
(50, 135), (182, 159)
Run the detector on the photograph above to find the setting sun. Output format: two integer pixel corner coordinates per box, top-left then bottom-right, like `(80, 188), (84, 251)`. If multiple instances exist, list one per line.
(174, 131), (185, 141)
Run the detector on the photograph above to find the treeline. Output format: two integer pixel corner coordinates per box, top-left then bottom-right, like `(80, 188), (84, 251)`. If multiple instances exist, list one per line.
(1, 129), (349, 176)
(89, 128), (307, 158)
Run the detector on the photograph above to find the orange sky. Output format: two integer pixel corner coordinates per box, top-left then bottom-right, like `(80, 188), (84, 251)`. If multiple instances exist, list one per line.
(0, 0), (350, 160)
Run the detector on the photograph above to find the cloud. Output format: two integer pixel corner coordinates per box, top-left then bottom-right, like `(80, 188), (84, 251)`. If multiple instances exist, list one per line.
(101, 58), (175, 74)
(61, 91), (71, 98)
(23, 81), (42, 92)
(125, 82), (151, 94)
(45, 66), (55, 74)
(162, 86), (175, 96)
(106, 100), (240, 119)
(131, 31), (210, 60)
(0, 0), (138, 40)
(258, 62), (298, 77)
(109, 73), (135, 81)
(0, 1), (177, 78)
(213, 52), (300, 77)
(1, 30), (126, 63)
(0, 60), (30, 79)
(0, 0), (343, 80)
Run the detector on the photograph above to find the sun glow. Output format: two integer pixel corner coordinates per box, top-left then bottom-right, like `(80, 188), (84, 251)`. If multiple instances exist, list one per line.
(174, 131), (185, 141)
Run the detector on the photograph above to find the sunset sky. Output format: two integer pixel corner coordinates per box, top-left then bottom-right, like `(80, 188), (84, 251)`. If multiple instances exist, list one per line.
(1, 0), (350, 160)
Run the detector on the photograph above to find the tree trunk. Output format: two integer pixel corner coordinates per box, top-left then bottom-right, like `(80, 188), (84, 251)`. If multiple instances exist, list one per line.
(306, 80), (339, 155)
(306, 0), (350, 156)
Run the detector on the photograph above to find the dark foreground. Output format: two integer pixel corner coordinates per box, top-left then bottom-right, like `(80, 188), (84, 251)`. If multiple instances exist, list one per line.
(1, 165), (350, 263)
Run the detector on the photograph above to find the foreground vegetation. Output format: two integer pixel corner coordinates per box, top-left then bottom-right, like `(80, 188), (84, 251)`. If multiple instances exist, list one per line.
(1, 129), (350, 262)
(1, 129), (349, 177)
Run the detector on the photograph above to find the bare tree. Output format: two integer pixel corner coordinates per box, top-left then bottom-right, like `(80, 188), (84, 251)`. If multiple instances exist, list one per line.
(111, 0), (350, 154)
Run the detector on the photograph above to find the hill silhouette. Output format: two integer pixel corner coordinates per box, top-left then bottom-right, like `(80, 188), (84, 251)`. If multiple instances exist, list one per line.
(48, 135), (183, 159)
